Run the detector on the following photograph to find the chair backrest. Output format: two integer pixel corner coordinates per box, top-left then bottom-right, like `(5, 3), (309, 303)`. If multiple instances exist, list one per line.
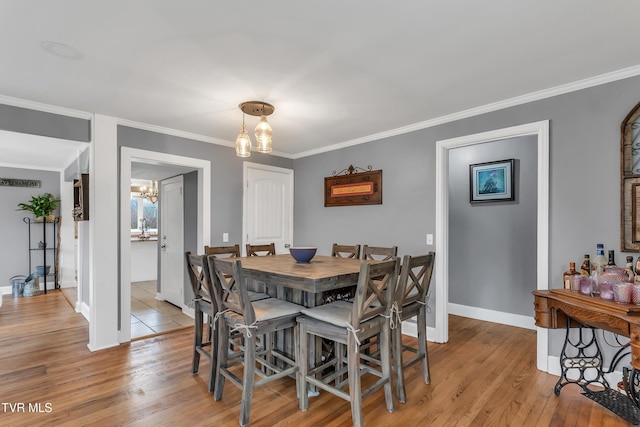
(207, 257), (256, 325)
(185, 251), (215, 305)
(350, 257), (400, 328)
(395, 252), (435, 307)
(331, 243), (361, 259)
(246, 243), (276, 256)
(204, 244), (241, 258)
(361, 245), (398, 261)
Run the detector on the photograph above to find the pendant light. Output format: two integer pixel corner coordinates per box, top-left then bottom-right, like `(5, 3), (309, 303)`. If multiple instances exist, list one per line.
(236, 101), (275, 157)
(235, 113), (252, 157)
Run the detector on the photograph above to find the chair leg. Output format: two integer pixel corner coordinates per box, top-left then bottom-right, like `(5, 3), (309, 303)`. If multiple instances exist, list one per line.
(239, 334), (256, 426)
(380, 327), (394, 413)
(208, 314), (218, 393)
(393, 325), (407, 403)
(214, 324), (229, 401)
(417, 309), (430, 384)
(298, 323), (309, 411)
(347, 336), (363, 427)
(192, 305), (203, 374)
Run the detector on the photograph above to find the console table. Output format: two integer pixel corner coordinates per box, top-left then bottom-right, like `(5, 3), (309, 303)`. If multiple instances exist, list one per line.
(533, 289), (640, 424)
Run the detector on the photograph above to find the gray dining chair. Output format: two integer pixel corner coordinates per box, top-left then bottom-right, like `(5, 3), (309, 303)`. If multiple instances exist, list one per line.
(297, 258), (400, 427)
(208, 257), (304, 426)
(331, 243), (361, 259)
(392, 252), (435, 403)
(361, 244), (398, 261)
(185, 252), (217, 393)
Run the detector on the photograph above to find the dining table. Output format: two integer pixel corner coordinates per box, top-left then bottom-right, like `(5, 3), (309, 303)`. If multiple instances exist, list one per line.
(215, 254), (363, 366)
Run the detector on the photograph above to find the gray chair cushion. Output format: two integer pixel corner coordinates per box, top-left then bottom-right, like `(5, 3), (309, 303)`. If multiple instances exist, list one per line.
(248, 291), (270, 301)
(252, 298), (303, 321)
(300, 300), (352, 327)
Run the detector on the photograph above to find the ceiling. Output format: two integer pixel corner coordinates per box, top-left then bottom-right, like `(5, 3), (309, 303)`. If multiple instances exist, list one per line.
(1, 0), (639, 162)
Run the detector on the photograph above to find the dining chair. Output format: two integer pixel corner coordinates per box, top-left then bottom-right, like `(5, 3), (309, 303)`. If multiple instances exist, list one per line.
(205, 244), (270, 301)
(204, 244), (241, 257)
(392, 252), (435, 403)
(297, 258), (400, 427)
(208, 257), (304, 426)
(185, 252), (218, 393)
(361, 245), (398, 261)
(331, 243), (361, 259)
(246, 243), (276, 256)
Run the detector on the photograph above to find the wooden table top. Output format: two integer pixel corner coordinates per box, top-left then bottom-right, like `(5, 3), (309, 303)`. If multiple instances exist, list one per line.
(216, 254), (363, 293)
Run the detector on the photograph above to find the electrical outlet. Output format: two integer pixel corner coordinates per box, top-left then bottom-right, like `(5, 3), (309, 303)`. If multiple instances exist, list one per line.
(426, 234), (433, 245)
(222, 232), (229, 242)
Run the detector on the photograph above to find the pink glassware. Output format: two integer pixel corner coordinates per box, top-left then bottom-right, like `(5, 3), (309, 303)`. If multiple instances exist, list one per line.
(613, 282), (633, 304)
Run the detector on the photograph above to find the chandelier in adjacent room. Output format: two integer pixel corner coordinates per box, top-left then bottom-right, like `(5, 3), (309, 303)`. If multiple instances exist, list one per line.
(140, 181), (158, 204)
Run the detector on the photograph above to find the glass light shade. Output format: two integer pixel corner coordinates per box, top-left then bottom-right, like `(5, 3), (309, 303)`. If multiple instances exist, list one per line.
(254, 115), (273, 153)
(235, 124), (252, 157)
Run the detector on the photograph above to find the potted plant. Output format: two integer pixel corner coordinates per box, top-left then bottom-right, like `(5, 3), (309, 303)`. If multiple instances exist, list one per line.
(17, 192), (61, 222)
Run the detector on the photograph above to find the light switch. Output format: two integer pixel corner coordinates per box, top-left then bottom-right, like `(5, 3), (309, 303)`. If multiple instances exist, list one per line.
(222, 233), (229, 242)
(426, 234), (433, 245)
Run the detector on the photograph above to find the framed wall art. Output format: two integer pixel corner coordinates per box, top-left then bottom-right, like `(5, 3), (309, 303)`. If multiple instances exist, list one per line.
(324, 164), (382, 207)
(469, 159), (514, 203)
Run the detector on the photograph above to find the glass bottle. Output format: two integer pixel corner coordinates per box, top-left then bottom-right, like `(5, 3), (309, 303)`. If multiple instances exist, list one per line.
(563, 262), (580, 290)
(580, 254), (591, 276)
(607, 250), (616, 266)
(635, 255), (640, 278)
(593, 244), (606, 273)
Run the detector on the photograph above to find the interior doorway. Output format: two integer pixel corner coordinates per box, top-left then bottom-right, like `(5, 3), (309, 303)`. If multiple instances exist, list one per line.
(434, 120), (549, 370)
(120, 147), (211, 343)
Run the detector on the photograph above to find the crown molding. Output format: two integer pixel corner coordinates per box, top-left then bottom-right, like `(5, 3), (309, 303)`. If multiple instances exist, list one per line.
(0, 94), (92, 120)
(291, 64), (640, 159)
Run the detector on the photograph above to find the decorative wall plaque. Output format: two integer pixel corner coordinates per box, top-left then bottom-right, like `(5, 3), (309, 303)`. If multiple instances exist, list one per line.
(324, 164), (382, 207)
(0, 178), (41, 188)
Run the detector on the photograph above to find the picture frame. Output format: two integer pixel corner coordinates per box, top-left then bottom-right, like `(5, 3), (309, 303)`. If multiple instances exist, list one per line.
(324, 165), (382, 207)
(469, 159), (514, 203)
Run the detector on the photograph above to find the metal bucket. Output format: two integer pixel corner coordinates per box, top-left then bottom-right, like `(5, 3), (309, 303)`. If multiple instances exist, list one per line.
(23, 277), (39, 297)
(10, 275), (26, 297)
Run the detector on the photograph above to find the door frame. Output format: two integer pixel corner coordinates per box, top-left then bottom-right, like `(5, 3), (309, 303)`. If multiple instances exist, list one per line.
(242, 162), (294, 254)
(435, 120), (549, 370)
(120, 147), (211, 343)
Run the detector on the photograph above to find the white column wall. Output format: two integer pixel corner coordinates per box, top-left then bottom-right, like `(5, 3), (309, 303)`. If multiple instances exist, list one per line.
(88, 114), (119, 351)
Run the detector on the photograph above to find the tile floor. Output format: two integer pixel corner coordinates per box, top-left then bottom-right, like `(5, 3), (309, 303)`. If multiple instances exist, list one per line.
(130, 280), (193, 339)
(60, 281), (193, 340)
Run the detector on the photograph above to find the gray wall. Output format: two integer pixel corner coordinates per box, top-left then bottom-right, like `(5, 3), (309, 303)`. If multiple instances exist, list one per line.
(448, 136), (537, 316)
(293, 73), (640, 342)
(0, 166), (61, 281)
(0, 104), (90, 142)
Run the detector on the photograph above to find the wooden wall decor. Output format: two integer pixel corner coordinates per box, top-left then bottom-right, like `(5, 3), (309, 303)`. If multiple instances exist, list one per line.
(324, 164), (382, 207)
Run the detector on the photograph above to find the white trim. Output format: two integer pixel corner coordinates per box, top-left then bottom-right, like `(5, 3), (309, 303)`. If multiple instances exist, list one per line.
(0, 94), (93, 120)
(120, 147), (211, 343)
(79, 301), (90, 321)
(448, 303), (536, 330)
(242, 162), (295, 254)
(292, 65), (640, 159)
(435, 120), (549, 372)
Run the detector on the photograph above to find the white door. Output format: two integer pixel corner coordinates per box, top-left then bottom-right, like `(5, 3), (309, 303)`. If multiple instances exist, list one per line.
(160, 175), (184, 307)
(243, 163), (294, 254)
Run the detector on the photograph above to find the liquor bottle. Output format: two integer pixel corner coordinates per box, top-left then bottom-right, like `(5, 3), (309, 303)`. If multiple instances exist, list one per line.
(627, 256), (634, 270)
(635, 255), (640, 276)
(563, 262), (580, 290)
(626, 256), (636, 282)
(607, 250), (616, 266)
(580, 255), (591, 276)
(593, 244), (606, 274)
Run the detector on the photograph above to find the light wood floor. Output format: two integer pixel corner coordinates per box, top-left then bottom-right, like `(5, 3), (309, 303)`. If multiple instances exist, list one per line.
(0, 291), (632, 426)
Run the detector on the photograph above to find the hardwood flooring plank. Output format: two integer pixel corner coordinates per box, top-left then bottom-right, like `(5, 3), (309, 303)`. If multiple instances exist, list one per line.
(0, 291), (635, 426)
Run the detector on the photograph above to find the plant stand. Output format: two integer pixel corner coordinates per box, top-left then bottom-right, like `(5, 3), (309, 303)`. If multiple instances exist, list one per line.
(24, 217), (59, 294)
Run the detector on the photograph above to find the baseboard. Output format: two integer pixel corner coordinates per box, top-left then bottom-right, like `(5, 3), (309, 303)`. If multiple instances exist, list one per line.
(78, 301), (90, 321)
(448, 302), (536, 330)
(399, 318), (438, 342)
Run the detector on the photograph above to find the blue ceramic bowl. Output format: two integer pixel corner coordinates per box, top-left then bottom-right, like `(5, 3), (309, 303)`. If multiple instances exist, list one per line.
(289, 247), (317, 263)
